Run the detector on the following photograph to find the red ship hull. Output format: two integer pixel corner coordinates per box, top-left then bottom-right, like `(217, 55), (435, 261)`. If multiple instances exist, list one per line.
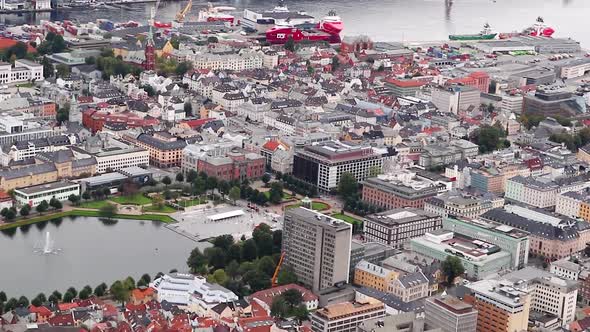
(266, 26), (341, 44)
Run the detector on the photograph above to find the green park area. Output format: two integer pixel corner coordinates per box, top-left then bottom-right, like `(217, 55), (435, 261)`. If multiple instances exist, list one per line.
(331, 213), (362, 225)
(110, 194), (153, 205)
(285, 201), (330, 211)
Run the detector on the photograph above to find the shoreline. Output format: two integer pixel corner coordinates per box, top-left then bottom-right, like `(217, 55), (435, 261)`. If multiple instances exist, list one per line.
(0, 209), (176, 231)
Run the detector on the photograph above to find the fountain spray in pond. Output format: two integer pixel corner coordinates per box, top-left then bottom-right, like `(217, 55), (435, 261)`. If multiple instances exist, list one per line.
(35, 231), (61, 255)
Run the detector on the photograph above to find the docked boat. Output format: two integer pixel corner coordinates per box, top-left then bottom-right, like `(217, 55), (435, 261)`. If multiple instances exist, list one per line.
(499, 17), (555, 39)
(242, 0), (315, 33)
(198, 3), (237, 25)
(449, 23), (497, 41)
(265, 11), (343, 44)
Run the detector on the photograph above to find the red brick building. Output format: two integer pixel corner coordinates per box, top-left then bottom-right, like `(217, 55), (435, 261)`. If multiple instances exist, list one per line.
(446, 71), (490, 93)
(197, 151), (265, 182)
(82, 109), (160, 133)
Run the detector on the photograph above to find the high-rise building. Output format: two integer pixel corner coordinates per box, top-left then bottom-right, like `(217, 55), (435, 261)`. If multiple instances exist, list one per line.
(424, 294), (477, 332)
(282, 207), (352, 292)
(292, 141), (382, 193)
(464, 279), (531, 332)
(358, 312), (441, 332)
(310, 297), (385, 332)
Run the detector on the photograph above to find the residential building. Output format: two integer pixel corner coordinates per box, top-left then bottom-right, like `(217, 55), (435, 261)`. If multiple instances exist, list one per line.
(464, 279), (531, 332)
(82, 109), (160, 133)
(410, 230), (512, 279)
(481, 205), (590, 260)
(14, 181), (80, 207)
(131, 132), (187, 168)
(310, 297), (385, 332)
(282, 207), (352, 292)
(442, 216), (529, 269)
(388, 271), (430, 303)
(358, 312), (441, 332)
(363, 208), (442, 249)
(349, 241), (397, 282)
(150, 273), (238, 309)
(0, 163), (58, 191)
(469, 163), (531, 194)
(502, 267), (578, 326)
(292, 141), (382, 193)
(181, 140), (241, 175)
(556, 188), (590, 221)
(419, 140), (478, 168)
(353, 260), (399, 292)
(188, 50), (264, 71)
(93, 147), (150, 174)
(505, 174), (590, 208)
(578, 271), (590, 305)
(523, 89), (585, 117)
(424, 193), (498, 219)
(431, 85), (481, 114)
(0, 135), (74, 166)
(383, 78), (426, 97)
(555, 58), (590, 79)
(248, 284), (319, 314)
(361, 172), (445, 210)
(424, 295), (477, 332)
(550, 259), (581, 280)
(501, 93), (524, 114)
(445, 71), (490, 92)
(197, 150), (266, 182)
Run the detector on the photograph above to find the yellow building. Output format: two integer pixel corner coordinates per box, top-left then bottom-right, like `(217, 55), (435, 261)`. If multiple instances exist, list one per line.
(577, 145), (590, 164)
(353, 260), (399, 292)
(580, 201), (590, 222)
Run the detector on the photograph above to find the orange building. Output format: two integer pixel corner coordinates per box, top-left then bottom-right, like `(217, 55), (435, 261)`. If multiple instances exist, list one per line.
(131, 132), (187, 168)
(353, 260), (399, 292)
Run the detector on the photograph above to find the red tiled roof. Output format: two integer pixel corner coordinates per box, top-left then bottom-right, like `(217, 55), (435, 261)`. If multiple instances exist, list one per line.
(384, 78), (426, 88)
(262, 140), (280, 151)
(182, 118), (214, 128)
(249, 284), (317, 308)
(29, 305), (52, 317)
(0, 38), (36, 52)
(48, 313), (74, 326)
(58, 303), (79, 311)
(131, 287), (155, 301)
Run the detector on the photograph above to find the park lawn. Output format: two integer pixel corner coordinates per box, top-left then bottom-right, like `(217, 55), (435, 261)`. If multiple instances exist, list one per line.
(263, 191), (293, 200)
(0, 210), (176, 231)
(79, 200), (110, 209)
(331, 213), (362, 225)
(285, 201), (330, 211)
(143, 205), (177, 213)
(111, 194), (152, 205)
(177, 198), (208, 207)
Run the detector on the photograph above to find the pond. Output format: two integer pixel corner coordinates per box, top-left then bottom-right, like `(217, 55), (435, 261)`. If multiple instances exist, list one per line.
(0, 216), (207, 299)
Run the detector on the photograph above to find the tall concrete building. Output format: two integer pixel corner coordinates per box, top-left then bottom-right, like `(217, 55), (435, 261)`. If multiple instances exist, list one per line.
(282, 207), (352, 292)
(465, 279), (531, 332)
(424, 294), (477, 332)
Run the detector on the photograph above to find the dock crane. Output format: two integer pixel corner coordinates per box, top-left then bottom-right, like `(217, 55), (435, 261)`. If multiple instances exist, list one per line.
(175, 0), (193, 23)
(271, 252), (285, 287)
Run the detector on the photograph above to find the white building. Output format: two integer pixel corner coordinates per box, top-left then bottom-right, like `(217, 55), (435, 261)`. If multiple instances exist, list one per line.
(181, 139), (241, 175)
(503, 267), (578, 327)
(0, 135), (75, 166)
(150, 273), (238, 311)
(0, 60), (44, 85)
(94, 147), (150, 173)
(14, 181), (80, 207)
(189, 50), (264, 71)
(555, 191), (583, 218)
(505, 175), (590, 209)
(501, 94), (524, 114)
(550, 259), (581, 281)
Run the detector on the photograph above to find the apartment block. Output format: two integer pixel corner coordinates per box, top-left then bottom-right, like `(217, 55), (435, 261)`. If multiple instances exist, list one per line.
(94, 147), (150, 174)
(292, 141), (382, 193)
(310, 297), (385, 332)
(358, 312), (441, 332)
(282, 207), (352, 292)
(424, 295), (477, 332)
(363, 208), (442, 249)
(361, 172), (445, 210)
(353, 260), (399, 292)
(131, 132), (187, 168)
(464, 279), (530, 332)
(424, 192), (498, 219)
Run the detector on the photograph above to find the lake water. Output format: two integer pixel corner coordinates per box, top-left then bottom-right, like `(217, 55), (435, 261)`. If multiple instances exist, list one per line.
(0, 0), (589, 47)
(0, 216), (205, 299)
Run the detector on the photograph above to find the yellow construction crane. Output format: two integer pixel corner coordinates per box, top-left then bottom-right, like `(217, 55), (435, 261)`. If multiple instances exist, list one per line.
(175, 0), (193, 22)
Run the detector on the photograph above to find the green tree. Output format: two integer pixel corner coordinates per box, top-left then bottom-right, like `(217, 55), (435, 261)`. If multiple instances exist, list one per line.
(79, 286), (91, 300)
(205, 247), (227, 270)
(282, 289), (303, 307)
(207, 36), (219, 44)
(262, 173), (271, 186)
(184, 102), (193, 116)
(17, 296), (29, 307)
(213, 234), (234, 251)
(123, 276), (135, 290)
(66, 287), (77, 298)
(175, 61), (193, 76)
(36, 200), (49, 214)
(269, 182), (283, 205)
(228, 243), (242, 262)
(276, 266), (298, 285)
(4, 209), (16, 221)
(331, 56), (340, 72)
(19, 205), (30, 217)
(55, 64), (70, 78)
(0, 291), (6, 302)
(51, 290), (62, 301)
(187, 170), (198, 183)
(109, 280), (129, 304)
(94, 283), (107, 297)
(68, 194), (80, 206)
(229, 186), (241, 205)
(338, 172), (357, 199)
(41, 56), (54, 78)
(270, 297), (289, 318)
(258, 256), (277, 276)
(140, 274), (151, 284)
(49, 197), (62, 210)
(187, 247), (207, 273)
(241, 239), (258, 261)
(4, 298), (18, 311)
(176, 172), (184, 182)
(225, 260), (240, 279)
(292, 304), (309, 320)
(208, 269), (228, 285)
(82, 191), (91, 201)
(243, 270), (271, 292)
(99, 203), (117, 218)
(441, 256), (465, 285)
(469, 124), (507, 153)
(162, 176), (172, 187)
